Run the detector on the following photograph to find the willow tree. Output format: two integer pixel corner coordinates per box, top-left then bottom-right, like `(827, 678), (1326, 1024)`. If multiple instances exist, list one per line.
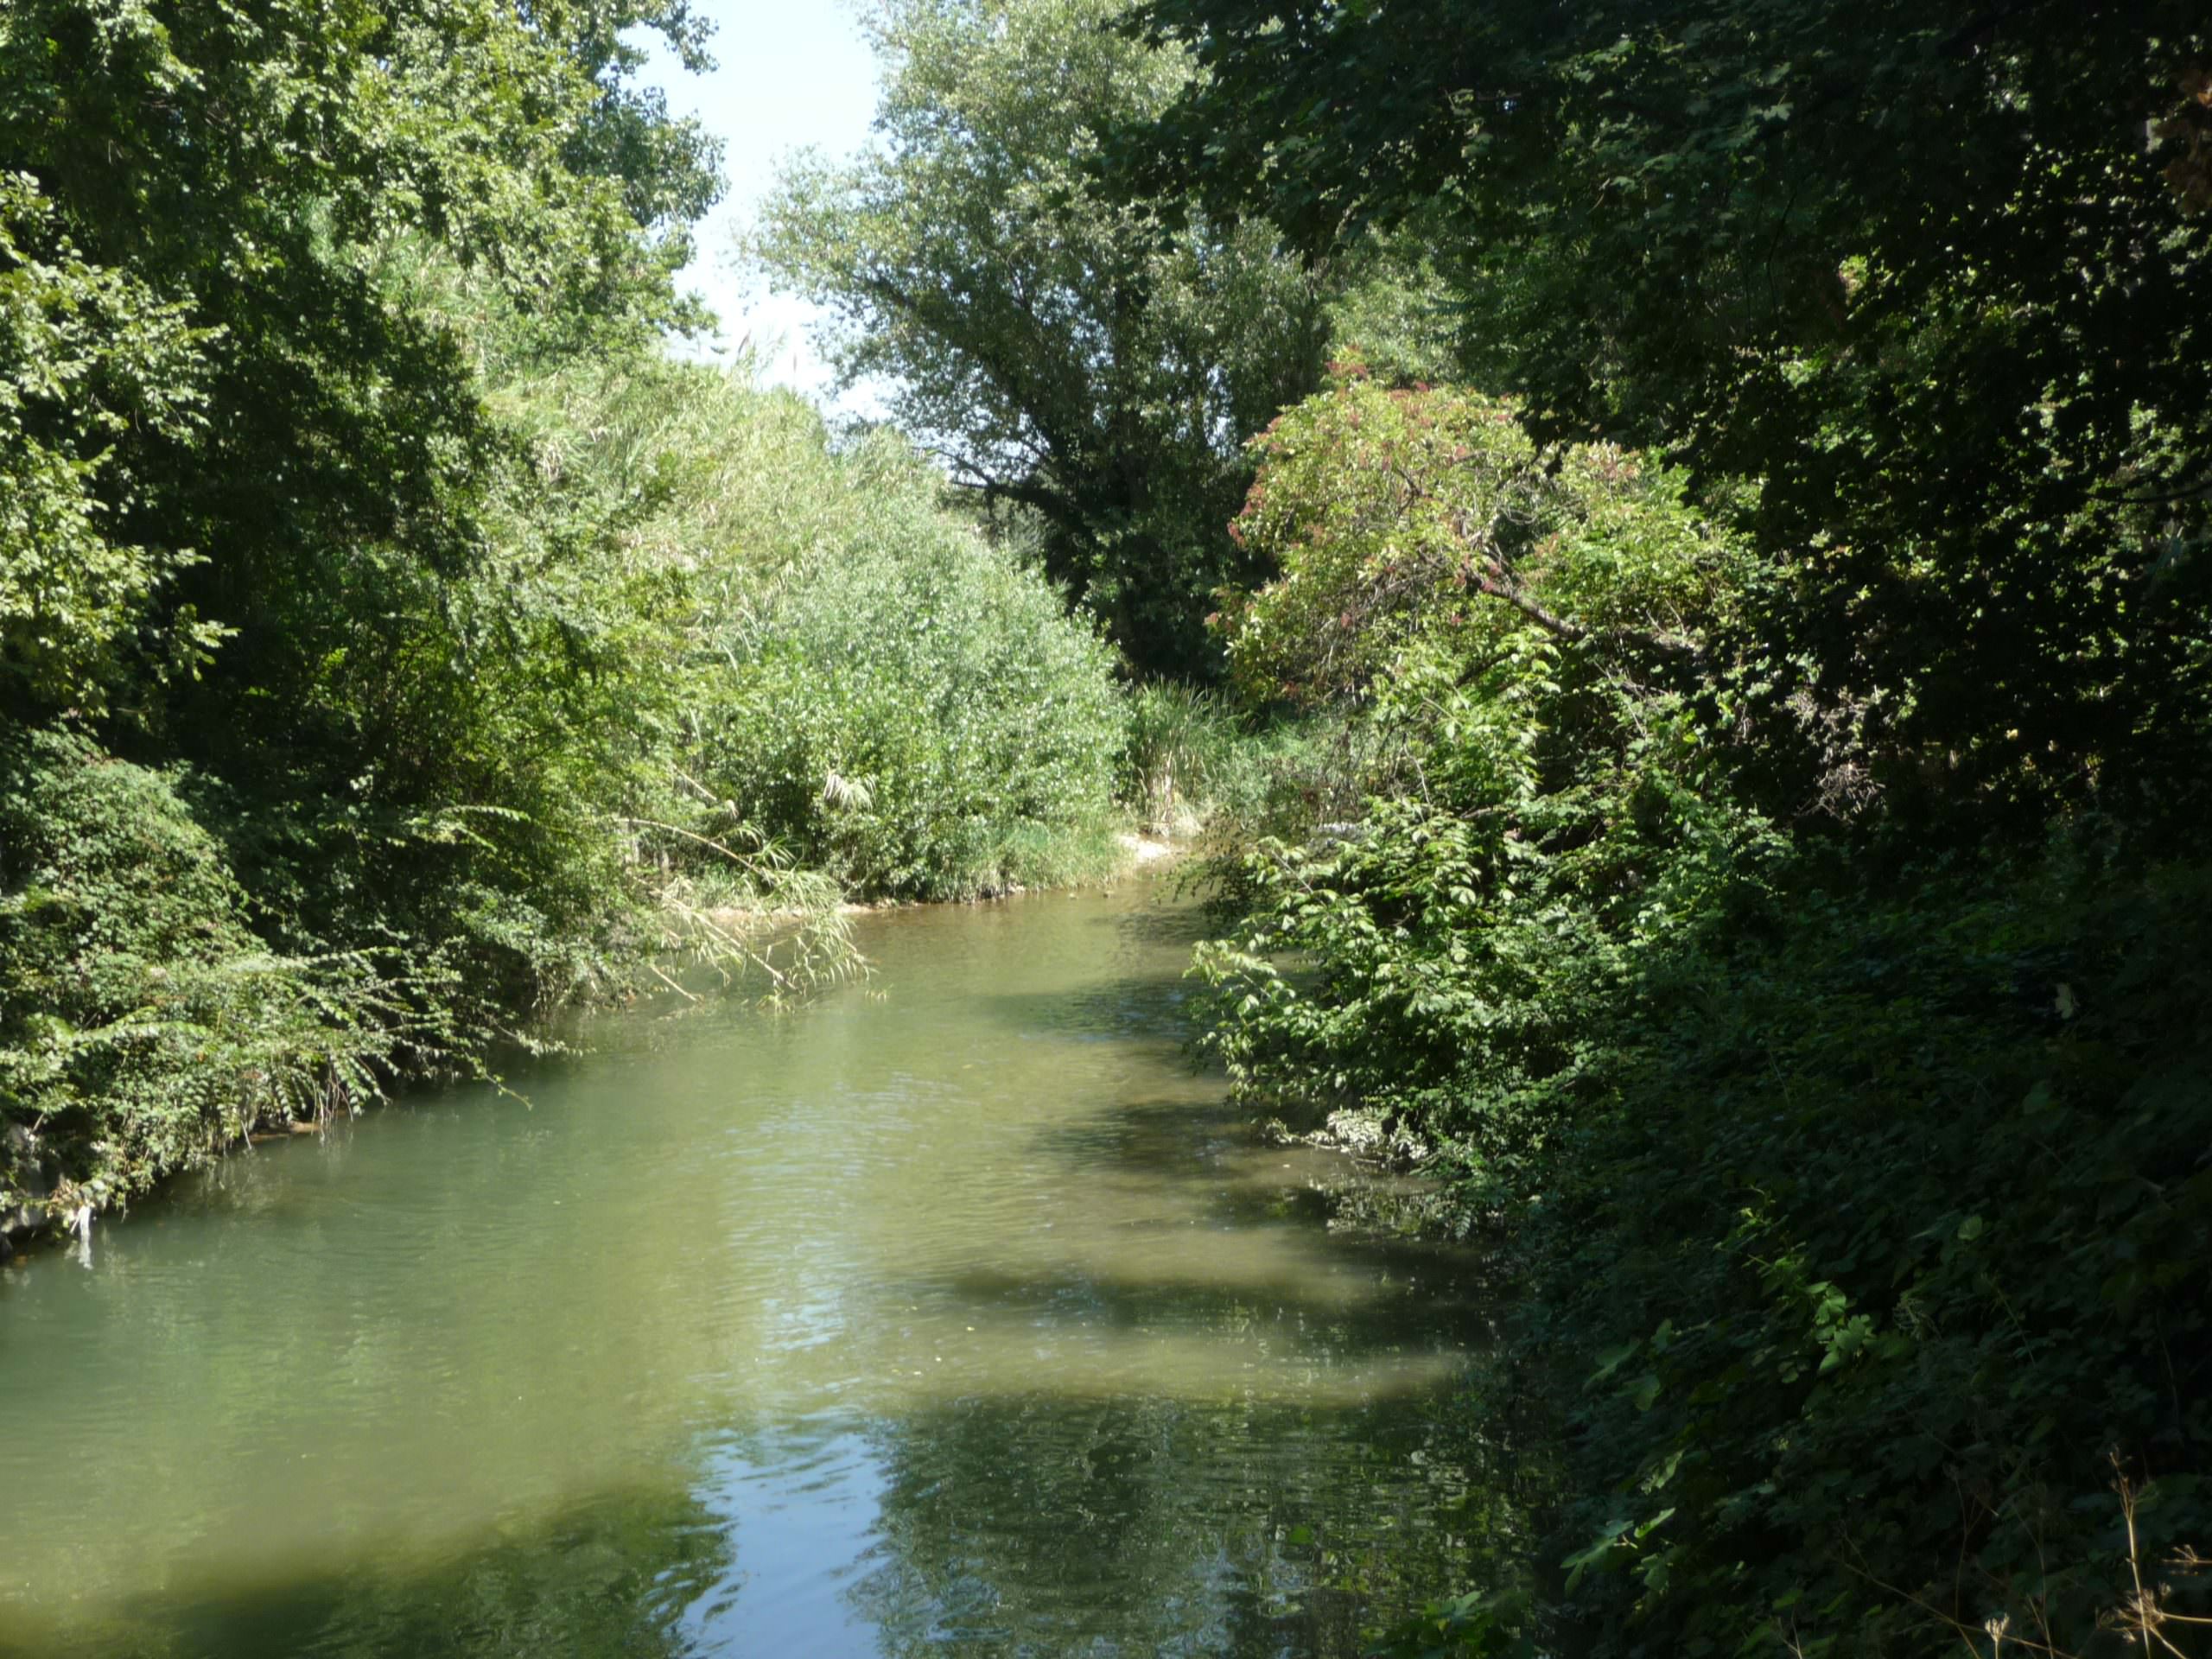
(750, 0), (1332, 678)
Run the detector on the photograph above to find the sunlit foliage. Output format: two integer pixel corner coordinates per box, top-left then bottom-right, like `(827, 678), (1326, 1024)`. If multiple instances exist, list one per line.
(751, 0), (1332, 677)
(0, 3), (1130, 1234)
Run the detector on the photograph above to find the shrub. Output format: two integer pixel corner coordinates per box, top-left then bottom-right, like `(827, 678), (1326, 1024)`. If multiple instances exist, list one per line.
(689, 427), (1128, 900)
(1196, 372), (1766, 1174)
(0, 728), (439, 1225)
(1191, 369), (2212, 1651)
(1217, 364), (1741, 709)
(1522, 854), (2212, 1656)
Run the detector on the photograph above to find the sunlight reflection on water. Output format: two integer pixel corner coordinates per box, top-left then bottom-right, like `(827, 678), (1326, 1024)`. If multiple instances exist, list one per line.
(0, 882), (1486, 1658)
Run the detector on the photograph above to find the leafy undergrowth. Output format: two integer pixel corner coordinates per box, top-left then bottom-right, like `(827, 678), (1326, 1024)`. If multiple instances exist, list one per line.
(1344, 856), (2212, 1658)
(0, 729), (447, 1230)
(1188, 372), (2212, 1656)
(1526, 856), (2212, 1656)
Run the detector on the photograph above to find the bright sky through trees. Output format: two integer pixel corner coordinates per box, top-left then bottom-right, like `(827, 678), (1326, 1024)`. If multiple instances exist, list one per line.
(632, 0), (880, 400)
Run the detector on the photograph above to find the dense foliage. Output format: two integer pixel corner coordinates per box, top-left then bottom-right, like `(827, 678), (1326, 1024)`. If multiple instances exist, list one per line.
(0, 0), (710, 1231)
(0, 4), (1131, 1239)
(671, 406), (1129, 900)
(0, 728), (428, 1228)
(751, 0), (1334, 677)
(1198, 371), (1773, 1226)
(7, 0), (2209, 1650)
(1092, 9), (2212, 1650)
(1138, 0), (2212, 842)
(1190, 372), (2211, 1650)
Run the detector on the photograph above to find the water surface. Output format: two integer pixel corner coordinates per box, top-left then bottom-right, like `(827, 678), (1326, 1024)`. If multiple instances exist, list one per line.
(0, 883), (1483, 1657)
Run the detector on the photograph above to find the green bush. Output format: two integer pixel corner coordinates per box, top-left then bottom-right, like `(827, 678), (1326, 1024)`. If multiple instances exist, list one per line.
(1524, 854), (2212, 1656)
(1195, 372), (1766, 1170)
(499, 358), (1135, 905)
(0, 728), (436, 1225)
(696, 430), (1128, 900)
(1191, 369), (2212, 1652)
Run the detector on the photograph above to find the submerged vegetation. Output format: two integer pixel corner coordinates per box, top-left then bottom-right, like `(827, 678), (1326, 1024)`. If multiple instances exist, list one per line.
(5, 0), (2211, 1653)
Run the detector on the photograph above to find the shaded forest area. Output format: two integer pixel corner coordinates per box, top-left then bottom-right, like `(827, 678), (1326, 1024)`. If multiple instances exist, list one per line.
(4, 0), (2211, 1653)
(1125, 3), (2212, 1652)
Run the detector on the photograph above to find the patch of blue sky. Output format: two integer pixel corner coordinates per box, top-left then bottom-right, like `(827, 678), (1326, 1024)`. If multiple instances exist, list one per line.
(632, 1), (885, 416)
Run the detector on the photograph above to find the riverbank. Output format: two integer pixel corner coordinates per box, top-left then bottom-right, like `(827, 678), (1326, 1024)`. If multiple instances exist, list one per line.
(695, 830), (1181, 932)
(2, 830), (1192, 1262)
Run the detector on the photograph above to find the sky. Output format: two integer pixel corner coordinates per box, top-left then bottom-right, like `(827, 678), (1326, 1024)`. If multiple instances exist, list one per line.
(632, 1), (884, 406)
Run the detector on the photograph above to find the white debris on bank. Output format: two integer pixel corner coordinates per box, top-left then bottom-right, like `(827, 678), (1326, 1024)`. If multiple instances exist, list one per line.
(1117, 832), (1176, 865)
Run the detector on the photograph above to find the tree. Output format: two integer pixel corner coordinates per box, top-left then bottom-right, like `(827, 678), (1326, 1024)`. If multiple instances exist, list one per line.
(751, 0), (1333, 677)
(0, 171), (215, 712)
(0, 1), (737, 1223)
(1135, 0), (2212, 839)
(0, 0), (722, 937)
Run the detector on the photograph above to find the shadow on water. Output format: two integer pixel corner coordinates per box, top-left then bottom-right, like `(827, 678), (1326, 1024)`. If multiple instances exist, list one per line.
(978, 976), (1205, 1051)
(893, 1249), (1485, 1340)
(0, 1485), (731, 1659)
(0, 882), (1529, 1659)
(1090, 896), (1217, 951)
(1024, 1090), (1262, 1172)
(846, 1391), (1508, 1659)
(1023, 1091), (1478, 1263)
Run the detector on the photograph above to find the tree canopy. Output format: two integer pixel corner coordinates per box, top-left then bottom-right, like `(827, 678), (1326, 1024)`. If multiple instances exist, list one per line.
(753, 0), (1334, 677)
(1136, 0), (2212, 837)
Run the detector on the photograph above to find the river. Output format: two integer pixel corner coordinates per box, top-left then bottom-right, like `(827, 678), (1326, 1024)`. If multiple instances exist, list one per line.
(0, 881), (1486, 1657)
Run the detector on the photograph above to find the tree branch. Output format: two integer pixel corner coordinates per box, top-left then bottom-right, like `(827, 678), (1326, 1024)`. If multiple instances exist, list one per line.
(1469, 563), (1588, 641)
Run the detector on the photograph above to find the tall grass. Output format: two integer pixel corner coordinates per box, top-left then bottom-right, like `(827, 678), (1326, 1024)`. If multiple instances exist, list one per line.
(1120, 681), (1397, 854)
(3, 353), (1138, 1237)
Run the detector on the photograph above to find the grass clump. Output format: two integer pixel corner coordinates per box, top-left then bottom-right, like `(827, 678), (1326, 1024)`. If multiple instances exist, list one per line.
(1120, 680), (1381, 845)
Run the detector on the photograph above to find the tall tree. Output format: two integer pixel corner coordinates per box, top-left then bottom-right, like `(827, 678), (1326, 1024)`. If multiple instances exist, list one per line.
(1135, 0), (2212, 836)
(0, 0), (721, 887)
(751, 0), (1332, 678)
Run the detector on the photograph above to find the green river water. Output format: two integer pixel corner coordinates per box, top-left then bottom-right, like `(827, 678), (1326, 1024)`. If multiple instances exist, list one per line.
(0, 882), (1490, 1657)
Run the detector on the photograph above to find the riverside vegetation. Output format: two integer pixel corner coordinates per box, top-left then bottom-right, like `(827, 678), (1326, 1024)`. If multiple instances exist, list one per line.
(1124, 2), (2212, 1652)
(0, 2), (1128, 1235)
(5, 1), (2211, 1656)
